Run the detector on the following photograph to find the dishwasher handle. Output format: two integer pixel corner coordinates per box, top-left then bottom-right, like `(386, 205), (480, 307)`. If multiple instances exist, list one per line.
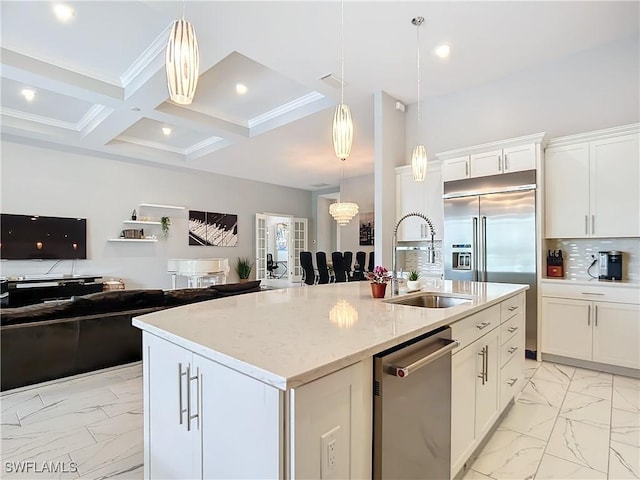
(388, 338), (459, 378)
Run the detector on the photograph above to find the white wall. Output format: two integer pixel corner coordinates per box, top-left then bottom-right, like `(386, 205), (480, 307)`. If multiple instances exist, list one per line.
(1, 142), (312, 288)
(405, 35), (640, 157)
(374, 91), (407, 268)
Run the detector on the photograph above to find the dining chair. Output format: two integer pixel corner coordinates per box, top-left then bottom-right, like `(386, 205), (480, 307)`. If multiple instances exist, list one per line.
(315, 251), (330, 284)
(343, 251), (353, 281)
(299, 251), (316, 285)
(331, 251), (347, 283)
(367, 251), (375, 272)
(353, 251), (366, 280)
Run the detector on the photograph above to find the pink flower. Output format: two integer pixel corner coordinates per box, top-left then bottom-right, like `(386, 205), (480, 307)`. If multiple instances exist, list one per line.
(365, 265), (392, 284)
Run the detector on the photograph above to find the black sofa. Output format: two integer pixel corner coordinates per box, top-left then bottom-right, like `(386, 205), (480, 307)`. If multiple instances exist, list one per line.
(0, 281), (261, 391)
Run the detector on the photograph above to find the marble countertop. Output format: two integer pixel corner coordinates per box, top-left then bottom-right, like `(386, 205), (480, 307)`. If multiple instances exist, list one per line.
(133, 280), (527, 390)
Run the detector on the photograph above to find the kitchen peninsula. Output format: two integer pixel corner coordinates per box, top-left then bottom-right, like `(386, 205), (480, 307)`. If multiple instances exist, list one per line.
(133, 280), (528, 479)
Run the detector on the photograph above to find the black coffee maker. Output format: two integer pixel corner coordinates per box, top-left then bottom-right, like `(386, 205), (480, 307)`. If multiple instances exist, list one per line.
(598, 251), (623, 280)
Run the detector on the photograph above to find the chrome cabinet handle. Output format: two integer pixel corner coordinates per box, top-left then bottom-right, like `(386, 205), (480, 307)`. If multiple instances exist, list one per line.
(465, 160), (469, 177)
(508, 326), (518, 333)
(508, 346), (518, 354)
(581, 292), (604, 296)
(477, 347), (486, 385)
(508, 377), (518, 387)
(592, 215), (595, 235)
(585, 215), (588, 235)
(481, 216), (487, 282)
(472, 217), (479, 282)
(508, 306), (518, 312)
(595, 305), (598, 327)
(477, 321), (491, 330)
(186, 366), (200, 431)
(179, 363), (187, 425)
(484, 345), (489, 383)
(498, 155), (501, 172)
(587, 305), (591, 326)
(505, 154), (509, 171)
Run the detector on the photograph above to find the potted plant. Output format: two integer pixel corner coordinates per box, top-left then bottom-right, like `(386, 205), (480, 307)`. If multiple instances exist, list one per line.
(161, 217), (171, 238)
(235, 257), (254, 282)
(407, 270), (421, 291)
(365, 265), (392, 298)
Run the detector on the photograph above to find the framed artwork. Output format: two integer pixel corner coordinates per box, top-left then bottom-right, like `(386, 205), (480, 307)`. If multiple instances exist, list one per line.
(359, 212), (374, 246)
(188, 210), (238, 246)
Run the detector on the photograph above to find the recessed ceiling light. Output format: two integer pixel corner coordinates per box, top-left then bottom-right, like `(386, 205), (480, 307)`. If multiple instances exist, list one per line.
(21, 89), (36, 102)
(434, 44), (450, 59)
(162, 127), (172, 136)
(53, 4), (75, 22)
(235, 83), (248, 95)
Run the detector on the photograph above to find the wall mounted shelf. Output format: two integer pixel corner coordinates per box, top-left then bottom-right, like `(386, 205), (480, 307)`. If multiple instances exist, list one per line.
(123, 220), (162, 225)
(139, 203), (185, 210)
(108, 238), (158, 243)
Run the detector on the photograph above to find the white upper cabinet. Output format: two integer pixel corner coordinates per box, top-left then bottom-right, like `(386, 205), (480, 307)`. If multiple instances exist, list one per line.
(438, 133), (544, 182)
(442, 155), (470, 182)
(395, 163), (443, 241)
(545, 125), (639, 238)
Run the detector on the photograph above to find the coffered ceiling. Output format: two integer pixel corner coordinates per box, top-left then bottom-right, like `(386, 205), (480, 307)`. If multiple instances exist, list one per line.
(1, 1), (638, 190)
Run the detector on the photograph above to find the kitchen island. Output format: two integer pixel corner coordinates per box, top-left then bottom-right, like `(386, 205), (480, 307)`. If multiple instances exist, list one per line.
(133, 280), (528, 479)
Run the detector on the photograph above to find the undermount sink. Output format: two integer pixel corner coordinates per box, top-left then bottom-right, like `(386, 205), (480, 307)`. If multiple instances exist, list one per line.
(385, 293), (472, 308)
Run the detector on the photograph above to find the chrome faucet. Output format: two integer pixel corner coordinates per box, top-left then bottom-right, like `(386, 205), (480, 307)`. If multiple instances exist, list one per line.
(392, 212), (436, 296)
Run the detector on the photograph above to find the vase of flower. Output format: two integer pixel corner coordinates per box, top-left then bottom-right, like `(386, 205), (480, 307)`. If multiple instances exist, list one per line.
(365, 265), (392, 299)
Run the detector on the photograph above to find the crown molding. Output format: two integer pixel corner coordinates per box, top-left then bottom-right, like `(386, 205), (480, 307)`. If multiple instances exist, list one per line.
(435, 132), (546, 160)
(546, 123), (640, 147)
(248, 91), (325, 128)
(1, 107), (77, 131)
(121, 22), (173, 87)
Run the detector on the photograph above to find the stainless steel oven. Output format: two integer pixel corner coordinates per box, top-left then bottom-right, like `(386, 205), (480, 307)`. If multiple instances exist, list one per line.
(373, 326), (457, 480)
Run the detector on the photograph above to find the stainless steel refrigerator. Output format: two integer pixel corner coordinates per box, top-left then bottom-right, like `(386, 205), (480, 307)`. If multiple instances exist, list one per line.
(444, 170), (537, 354)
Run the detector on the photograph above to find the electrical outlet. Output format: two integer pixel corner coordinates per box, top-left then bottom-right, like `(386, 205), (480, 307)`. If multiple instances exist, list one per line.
(320, 426), (340, 479)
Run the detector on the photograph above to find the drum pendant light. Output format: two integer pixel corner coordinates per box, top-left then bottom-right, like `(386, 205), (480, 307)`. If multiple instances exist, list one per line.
(332, 0), (353, 160)
(166, 3), (200, 105)
(411, 16), (428, 182)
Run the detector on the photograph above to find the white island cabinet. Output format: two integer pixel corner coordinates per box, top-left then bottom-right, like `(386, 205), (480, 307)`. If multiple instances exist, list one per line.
(133, 281), (528, 480)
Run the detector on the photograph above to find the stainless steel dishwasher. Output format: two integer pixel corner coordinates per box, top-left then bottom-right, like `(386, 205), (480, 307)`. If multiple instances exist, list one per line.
(373, 326), (457, 480)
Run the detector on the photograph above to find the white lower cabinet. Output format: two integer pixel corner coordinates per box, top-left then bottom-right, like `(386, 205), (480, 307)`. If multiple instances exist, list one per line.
(144, 333), (281, 479)
(143, 332), (371, 480)
(451, 293), (525, 477)
(542, 296), (640, 370)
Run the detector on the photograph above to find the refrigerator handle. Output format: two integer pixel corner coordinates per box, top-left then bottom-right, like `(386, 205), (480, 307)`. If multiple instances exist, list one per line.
(481, 216), (487, 282)
(472, 216), (479, 282)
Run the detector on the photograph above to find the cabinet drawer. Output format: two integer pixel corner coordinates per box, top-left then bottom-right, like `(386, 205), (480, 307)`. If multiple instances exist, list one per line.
(501, 293), (524, 322)
(501, 330), (522, 367)
(500, 312), (523, 345)
(500, 353), (525, 410)
(451, 304), (500, 351)
(540, 282), (640, 304)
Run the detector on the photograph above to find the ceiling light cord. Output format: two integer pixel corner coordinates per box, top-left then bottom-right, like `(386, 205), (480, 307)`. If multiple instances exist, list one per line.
(416, 20), (421, 125)
(340, 0), (345, 106)
(410, 16), (427, 182)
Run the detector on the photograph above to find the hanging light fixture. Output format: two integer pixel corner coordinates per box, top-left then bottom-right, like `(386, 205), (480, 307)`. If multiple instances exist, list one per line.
(332, 0), (353, 160)
(329, 158), (359, 226)
(166, 3), (199, 105)
(411, 16), (428, 182)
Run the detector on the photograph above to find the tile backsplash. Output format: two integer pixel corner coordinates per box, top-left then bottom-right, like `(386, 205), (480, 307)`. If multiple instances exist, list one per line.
(396, 240), (444, 279)
(545, 238), (640, 282)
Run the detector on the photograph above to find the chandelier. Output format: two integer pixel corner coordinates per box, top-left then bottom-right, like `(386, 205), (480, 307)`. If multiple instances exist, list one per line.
(330, 158), (359, 226)
(332, 0), (353, 160)
(411, 16), (428, 182)
(166, 6), (200, 106)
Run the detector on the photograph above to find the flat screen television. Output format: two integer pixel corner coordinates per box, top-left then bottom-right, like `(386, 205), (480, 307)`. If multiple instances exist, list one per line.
(1, 214), (87, 260)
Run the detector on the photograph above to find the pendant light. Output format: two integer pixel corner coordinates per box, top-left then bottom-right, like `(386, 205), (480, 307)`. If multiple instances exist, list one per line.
(332, 0), (353, 160)
(166, 3), (200, 105)
(411, 16), (428, 182)
(329, 158), (359, 226)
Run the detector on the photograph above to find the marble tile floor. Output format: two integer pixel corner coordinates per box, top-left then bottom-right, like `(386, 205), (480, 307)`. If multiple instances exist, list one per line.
(1, 359), (638, 479)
